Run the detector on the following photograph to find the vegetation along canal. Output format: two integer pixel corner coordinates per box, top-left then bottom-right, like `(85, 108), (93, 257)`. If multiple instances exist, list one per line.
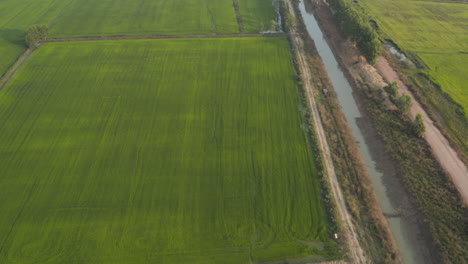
(298, 1), (435, 263)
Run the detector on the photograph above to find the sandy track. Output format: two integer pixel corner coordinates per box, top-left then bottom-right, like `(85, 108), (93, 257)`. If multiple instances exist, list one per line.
(375, 57), (468, 204)
(284, 1), (367, 263)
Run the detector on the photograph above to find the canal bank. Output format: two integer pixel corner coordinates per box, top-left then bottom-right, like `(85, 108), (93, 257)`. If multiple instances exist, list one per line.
(295, 0), (439, 263)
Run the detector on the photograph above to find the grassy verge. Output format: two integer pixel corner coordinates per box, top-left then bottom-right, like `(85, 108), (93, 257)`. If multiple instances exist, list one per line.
(286, 1), (400, 262)
(360, 84), (468, 263)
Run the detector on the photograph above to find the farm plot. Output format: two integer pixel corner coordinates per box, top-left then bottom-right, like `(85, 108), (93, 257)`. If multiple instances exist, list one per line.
(0, 0), (69, 76)
(359, 0), (468, 115)
(0, 38), (334, 263)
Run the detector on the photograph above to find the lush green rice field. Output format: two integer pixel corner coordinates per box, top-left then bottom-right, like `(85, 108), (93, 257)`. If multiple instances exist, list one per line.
(359, 0), (468, 115)
(0, 38), (333, 263)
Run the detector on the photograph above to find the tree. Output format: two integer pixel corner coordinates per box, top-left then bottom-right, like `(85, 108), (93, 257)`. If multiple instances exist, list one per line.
(412, 114), (425, 137)
(384, 81), (399, 98)
(328, 0), (380, 64)
(25, 25), (48, 48)
(396, 94), (412, 114)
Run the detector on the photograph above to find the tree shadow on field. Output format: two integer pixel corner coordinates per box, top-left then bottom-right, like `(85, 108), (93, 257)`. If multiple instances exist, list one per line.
(0, 28), (26, 47)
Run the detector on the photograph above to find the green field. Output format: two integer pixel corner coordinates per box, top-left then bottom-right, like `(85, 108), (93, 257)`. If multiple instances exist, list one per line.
(359, 0), (468, 115)
(238, 0), (277, 32)
(49, 0), (239, 37)
(418, 53), (467, 109)
(0, 0), (276, 77)
(0, 38), (333, 263)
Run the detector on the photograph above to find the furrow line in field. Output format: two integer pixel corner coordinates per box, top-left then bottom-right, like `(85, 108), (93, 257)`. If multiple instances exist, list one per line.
(232, 0), (245, 32)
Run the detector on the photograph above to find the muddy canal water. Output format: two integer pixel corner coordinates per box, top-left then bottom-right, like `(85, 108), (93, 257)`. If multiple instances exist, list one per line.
(297, 1), (435, 263)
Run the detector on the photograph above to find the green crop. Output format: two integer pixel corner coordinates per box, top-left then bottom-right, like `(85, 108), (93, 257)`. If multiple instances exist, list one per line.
(0, 38), (333, 263)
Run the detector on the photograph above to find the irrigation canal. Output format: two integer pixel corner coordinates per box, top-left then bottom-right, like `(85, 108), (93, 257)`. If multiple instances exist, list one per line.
(297, 1), (435, 263)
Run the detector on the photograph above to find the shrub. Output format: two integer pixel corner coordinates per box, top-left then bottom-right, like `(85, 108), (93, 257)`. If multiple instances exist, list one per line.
(412, 114), (425, 137)
(396, 94), (412, 114)
(384, 81), (399, 98)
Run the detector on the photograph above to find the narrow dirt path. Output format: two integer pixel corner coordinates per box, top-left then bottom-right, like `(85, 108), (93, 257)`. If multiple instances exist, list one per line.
(284, 1), (367, 263)
(43, 33), (285, 43)
(0, 48), (35, 90)
(375, 57), (468, 204)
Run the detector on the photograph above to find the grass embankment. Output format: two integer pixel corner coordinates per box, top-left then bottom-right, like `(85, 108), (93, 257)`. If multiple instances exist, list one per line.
(357, 0), (468, 160)
(360, 85), (468, 263)
(0, 37), (337, 263)
(287, 1), (399, 262)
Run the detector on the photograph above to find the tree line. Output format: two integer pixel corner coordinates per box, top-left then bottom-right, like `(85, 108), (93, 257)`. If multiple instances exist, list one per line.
(328, 0), (380, 64)
(384, 81), (425, 137)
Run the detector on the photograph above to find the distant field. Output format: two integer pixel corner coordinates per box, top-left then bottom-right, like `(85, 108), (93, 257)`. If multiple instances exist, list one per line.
(359, 0), (468, 115)
(0, 38), (333, 263)
(49, 0), (239, 37)
(0, 0), (276, 77)
(418, 53), (467, 111)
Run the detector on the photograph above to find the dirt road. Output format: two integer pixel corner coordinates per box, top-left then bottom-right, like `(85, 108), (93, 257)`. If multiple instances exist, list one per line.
(375, 58), (468, 204)
(284, 1), (367, 263)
